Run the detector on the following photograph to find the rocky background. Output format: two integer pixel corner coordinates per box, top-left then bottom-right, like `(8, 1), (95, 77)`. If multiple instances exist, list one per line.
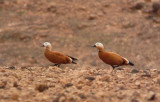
(0, 0), (160, 69)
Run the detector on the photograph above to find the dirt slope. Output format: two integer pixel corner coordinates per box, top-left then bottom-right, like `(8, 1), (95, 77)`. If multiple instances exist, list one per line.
(0, 0), (159, 69)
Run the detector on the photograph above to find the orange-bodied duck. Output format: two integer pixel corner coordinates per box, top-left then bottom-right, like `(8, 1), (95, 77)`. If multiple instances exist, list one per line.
(42, 42), (77, 67)
(92, 42), (134, 69)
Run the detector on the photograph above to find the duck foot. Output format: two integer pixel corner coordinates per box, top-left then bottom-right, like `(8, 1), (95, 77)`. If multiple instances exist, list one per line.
(111, 65), (122, 74)
(53, 64), (61, 67)
(111, 65), (119, 70)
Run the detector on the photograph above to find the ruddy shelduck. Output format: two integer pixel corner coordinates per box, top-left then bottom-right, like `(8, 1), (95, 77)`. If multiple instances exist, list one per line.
(92, 42), (134, 69)
(42, 42), (77, 67)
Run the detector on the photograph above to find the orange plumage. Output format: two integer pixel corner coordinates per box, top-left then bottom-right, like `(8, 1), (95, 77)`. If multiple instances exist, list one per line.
(92, 42), (134, 69)
(42, 42), (77, 67)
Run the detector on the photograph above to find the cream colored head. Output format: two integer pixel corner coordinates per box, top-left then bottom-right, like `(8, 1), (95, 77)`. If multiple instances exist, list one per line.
(42, 42), (52, 49)
(92, 42), (104, 51)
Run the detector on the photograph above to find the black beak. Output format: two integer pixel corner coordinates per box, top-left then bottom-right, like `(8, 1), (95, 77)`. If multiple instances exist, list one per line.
(41, 45), (45, 47)
(91, 45), (96, 47)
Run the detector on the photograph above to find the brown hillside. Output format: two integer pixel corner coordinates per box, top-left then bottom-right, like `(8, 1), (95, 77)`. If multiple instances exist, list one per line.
(0, 0), (159, 69)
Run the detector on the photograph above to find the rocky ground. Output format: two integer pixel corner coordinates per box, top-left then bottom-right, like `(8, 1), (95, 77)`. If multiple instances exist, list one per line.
(0, 0), (160, 102)
(0, 66), (160, 102)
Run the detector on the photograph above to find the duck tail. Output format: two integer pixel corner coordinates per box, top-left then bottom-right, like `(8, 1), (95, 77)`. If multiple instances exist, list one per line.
(122, 57), (134, 66)
(67, 55), (78, 64)
(129, 61), (134, 66)
(67, 55), (78, 61)
(72, 61), (77, 64)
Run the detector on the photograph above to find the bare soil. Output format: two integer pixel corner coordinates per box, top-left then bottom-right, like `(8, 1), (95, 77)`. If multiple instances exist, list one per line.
(0, 0), (159, 69)
(0, 0), (160, 102)
(0, 66), (160, 102)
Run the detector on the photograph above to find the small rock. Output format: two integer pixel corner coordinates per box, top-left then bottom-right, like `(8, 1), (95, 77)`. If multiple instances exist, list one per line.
(132, 91), (140, 97)
(119, 86), (125, 90)
(141, 74), (151, 77)
(20, 35), (31, 41)
(101, 75), (110, 82)
(121, 21), (135, 28)
(144, 0), (151, 2)
(152, 17), (160, 23)
(131, 69), (139, 73)
(103, 4), (110, 8)
(88, 14), (97, 20)
(35, 84), (48, 92)
(85, 76), (95, 81)
(77, 23), (89, 29)
(141, 70), (151, 77)
(53, 94), (66, 102)
(78, 6), (87, 11)
(64, 83), (73, 88)
(135, 81), (141, 86)
(157, 79), (160, 85)
(0, 0), (4, 4)
(78, 93), (86, 99)
(130, 2), (145, 10)
(152, 2), (160, 14)
(148, 94), (156, 101)
(0, 81), (7, 89)
(8, 66), (15, 70)
(3, 95), (10, 99)
(116, 68), (124, 70)
(131, 99), (139, 102)
(47, 5), (57, 13)
(39, 34), (48, 38)
(21, 66), (27, 71)
(13, 82), (18, 87)
(0, 69), (5, 72)
(76, 85), (82, 89)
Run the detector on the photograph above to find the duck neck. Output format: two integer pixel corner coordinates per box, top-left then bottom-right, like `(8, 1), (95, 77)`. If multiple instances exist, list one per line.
(98, 47), (104, 52)
(45, 46), (51, 51)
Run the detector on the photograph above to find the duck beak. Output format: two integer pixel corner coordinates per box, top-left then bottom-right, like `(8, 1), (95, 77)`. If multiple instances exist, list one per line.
(91, 45), (96, 47)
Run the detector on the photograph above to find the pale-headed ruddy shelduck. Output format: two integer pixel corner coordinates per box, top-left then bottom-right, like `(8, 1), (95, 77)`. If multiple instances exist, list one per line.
(91, 42), (134, 69)
(42, 42), (77, 67)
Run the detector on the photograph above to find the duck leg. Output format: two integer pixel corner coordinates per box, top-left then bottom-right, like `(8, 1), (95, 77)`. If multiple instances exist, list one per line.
(53, 64), (61, 67)
(111, 65), (119, 70)
(111, 65), (119, 75)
